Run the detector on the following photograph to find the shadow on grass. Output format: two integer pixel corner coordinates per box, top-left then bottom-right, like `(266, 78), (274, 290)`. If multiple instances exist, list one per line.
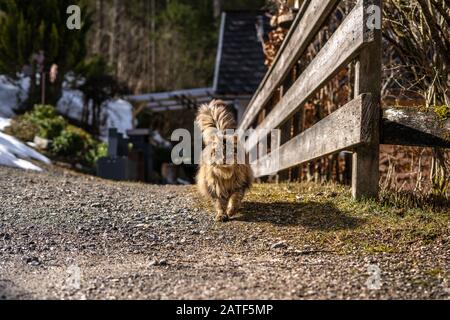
(236, 201), (366, 231)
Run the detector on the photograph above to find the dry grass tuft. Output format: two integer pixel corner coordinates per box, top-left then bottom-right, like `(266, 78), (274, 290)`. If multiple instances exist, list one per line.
(202, 182), (450, 255)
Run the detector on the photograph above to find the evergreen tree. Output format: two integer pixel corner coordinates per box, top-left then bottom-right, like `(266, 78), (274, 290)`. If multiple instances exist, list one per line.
(0, 0), (92, 110)
(74, 56), (129, 133)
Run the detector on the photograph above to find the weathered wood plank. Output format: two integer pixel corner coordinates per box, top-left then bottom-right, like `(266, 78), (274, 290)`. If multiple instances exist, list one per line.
(238, 0), (339, 131)
(252, 94), (370, 177)
(381, 108), (450, 148)
(245, 0), (372, 152)
(351, 0), (382, 200)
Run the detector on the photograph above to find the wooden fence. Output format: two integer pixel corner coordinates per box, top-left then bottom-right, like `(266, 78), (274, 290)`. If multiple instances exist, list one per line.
(238, 0), (449, 199)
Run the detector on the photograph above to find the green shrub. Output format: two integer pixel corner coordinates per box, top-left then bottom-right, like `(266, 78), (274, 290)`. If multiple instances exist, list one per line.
(52, 126), (86, 157)
(4, 116), (39, 142)
(36, 116), (66, 139)
(24, 105), (66, 139)
(26, 104), (58, 120)
(6, 105), (66, 141)
(6, 104), (107, 169)
(52, 125), (106, 167)
(85, 142), (108, 166)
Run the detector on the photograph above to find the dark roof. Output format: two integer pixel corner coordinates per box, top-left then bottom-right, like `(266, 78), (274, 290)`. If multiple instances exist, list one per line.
(213, 11), (270, 95)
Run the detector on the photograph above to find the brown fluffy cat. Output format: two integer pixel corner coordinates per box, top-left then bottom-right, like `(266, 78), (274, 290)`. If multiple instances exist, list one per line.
(196, 100), (253, 222)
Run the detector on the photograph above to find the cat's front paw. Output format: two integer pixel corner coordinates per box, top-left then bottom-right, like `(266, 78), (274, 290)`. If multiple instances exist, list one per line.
(215, 213), (229, 222)
(226, 208), (238, 218)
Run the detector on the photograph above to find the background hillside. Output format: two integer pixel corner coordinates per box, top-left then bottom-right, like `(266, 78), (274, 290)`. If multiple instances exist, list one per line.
(84, 0), (267, 93)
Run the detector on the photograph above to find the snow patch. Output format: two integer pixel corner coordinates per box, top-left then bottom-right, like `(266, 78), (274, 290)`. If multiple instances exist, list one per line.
(0, 131), (51, 172)
(1, 72), (134, 148)
(99, 99), (134, 140)
(56, 91), (134, 141)
(0, 117), (11, 131)
(56, 89), (85, 121)
(0, 145), (43, 171)
(0, 75), (29, 117)
(0, 132), (51, 164)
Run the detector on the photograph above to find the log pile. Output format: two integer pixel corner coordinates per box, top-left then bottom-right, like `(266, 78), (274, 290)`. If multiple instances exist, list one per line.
(263, 3), (294, 67)
(263, 27), (288, 67)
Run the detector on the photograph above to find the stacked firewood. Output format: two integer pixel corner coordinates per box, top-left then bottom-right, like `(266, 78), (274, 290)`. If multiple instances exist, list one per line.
(264, 27), (287, 67)
(263, 3), (293, 67)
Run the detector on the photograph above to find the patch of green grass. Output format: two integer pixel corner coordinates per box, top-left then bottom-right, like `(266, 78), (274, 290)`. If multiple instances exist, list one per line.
(434, 104), (449, 120)
(228, 182), (450, 255)
(426, 268), (447, 278)
(362, 243), (398, 254)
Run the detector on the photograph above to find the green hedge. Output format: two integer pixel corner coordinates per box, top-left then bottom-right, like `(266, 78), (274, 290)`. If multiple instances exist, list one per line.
(5, 105), (107, 168)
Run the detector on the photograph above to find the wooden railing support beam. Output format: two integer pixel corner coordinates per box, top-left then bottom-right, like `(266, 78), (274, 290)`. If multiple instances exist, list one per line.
(351, 0), (382, 200)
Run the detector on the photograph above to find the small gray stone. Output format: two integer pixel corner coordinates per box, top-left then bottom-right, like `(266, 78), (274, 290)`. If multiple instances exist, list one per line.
(149, 259), (168, 267)
(271, 241), (287, 250)
(158, 259), (168, 266)
(26, 256), (40, 266)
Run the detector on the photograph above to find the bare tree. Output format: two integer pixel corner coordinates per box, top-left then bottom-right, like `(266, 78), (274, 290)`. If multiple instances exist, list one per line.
(383, 0), (449, 195)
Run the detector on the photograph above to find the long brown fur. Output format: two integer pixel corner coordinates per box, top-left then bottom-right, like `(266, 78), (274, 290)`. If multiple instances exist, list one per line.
(196, 100), (253, 222)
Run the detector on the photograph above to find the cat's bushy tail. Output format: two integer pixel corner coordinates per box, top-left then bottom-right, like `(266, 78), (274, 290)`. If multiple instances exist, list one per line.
(196, 100), (236, 143)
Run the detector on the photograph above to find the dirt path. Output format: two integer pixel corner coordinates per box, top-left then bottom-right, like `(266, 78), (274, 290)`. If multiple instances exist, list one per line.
(0, 166), (448, 299)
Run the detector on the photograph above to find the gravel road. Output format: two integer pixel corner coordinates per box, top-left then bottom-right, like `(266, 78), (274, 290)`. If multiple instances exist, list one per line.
(0, 165), (448, 299)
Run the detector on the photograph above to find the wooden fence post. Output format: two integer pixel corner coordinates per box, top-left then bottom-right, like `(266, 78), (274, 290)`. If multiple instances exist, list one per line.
(352, 0), (382, 199)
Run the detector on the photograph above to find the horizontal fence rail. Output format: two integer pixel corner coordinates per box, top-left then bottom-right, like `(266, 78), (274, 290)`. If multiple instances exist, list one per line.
(245, 0), (374, 152)
(239, 0), (383, 199)
(252, 94), (372, 177)
(381, 108), (450, 148)
(239, 0), (340, 132)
